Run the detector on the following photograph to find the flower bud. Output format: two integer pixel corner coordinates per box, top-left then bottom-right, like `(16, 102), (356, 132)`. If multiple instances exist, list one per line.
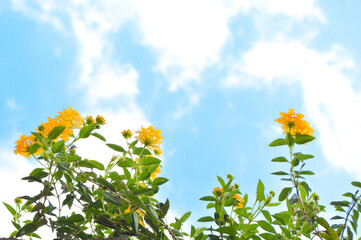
(14, 197), (22, 204)
(95, 115), (106, 125)
(121, 129), (133, 139)
(85, 116), (95, 124)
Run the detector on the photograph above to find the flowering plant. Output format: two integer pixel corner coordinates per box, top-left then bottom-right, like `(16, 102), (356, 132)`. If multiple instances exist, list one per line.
(3, 108), (361, 239)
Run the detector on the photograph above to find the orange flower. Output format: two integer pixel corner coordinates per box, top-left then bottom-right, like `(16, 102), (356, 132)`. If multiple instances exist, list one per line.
(56, 106), (83, 129)
(121, 129), (133, 139)
(135, 126), (163, 149)
(39, 117), (73, 141)
(14, 135), (42, 158)
(275, 109), (314, 136)
(85, 116), (95, 124)
(213, 187), (224, 197)
(95, 115), (106, 125)
(233, 194), (245, 208)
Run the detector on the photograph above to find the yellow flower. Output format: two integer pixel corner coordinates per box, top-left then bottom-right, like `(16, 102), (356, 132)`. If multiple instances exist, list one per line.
(85, 116), (95, 124)
(95, 115), (106, 125)
(14, 197), (23, 204)
(213, 187), (224, 197)
(14, 135), (42, 158)
(124, 205), (131, 214)
(233, 194), (245, 208)
(140, 182), (146, 188)
(151, 166), (161, 180)
(56, 106), (83, 129)
(122, 129), (133, 139)
(275, 109), (314, 137)
(135, 126), (163, 149)
(39, 117), (73, 141)
(136, 209), (145, 227)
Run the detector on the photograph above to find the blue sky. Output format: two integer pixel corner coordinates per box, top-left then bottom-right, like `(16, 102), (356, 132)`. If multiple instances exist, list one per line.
(1, 0), (361, 237)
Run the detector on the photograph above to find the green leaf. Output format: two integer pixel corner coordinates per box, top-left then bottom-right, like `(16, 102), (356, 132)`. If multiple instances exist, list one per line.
(200, 196), (216, 201)
(198, 216), (214, 222)
(68, 214), (85, 222)
(140, 156), (161, 166)
(257, 180), (265, 202)
(51, 140), (64, 153)
(103, 192), (123, 206)
(89, 160), (105, 170)
(286, 132), (294, 147)
(262, 210), (272, 223)
(97, 177), (116, 192)
(300, 170), (315, 175)
(269, 138), (287, 147)
(331, 201), (350, 207)
(3, 202), (16, 216)
(91, 132), (106, 141)
(271, 157), (288, 162)
(271, 171), (289, 176)
(352, 181), (361, 188)
(159, 199), (169, 218)
(217, 176), (225, 188)
(259, 233), (276, 240)
(124, 193), (147, 210)
(48, 126), (66, 140)
(133, 147), (152, 156)
(22, 176), (42, 183)
(330, 216), (344, 220)
(180, 211), (191, 223)
(273, 212), (291, 225)
(216, 226), (238, 235)
(288, 193), (298, 204)
(16, 223), (40, 237)
(29, 168), (49, 179)
(106, 143), (126, 153)
(279, 187), (292, 201)
(295, 134), (315, 144)
(152, 177), (168, 186)
(132, 212), (139, 234)
(28, 143), (41, 155)
(79, 123), (96, 139)
(257, 220), (276, 233)
(294, 153), (314, 160)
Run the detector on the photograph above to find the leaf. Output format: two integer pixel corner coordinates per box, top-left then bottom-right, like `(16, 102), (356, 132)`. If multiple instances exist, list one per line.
(286, 132), (294, 147)
(330, 201), (350, 207)
(91, 132), (106, 141)
(295, 134), (315, 144)
(140, 156), (161, 166)
(273, 212), (291, 225)
(68, 214), (85, 223)
(51, 140), (64, 153)
(48, 126), (66, 140)
(132, 212), (139, 234)
(217, 176), (225, 188)
(159, 199), (169, 218)
(352, 181), (361, 188)
(106, 143), (126, 153)
(257, 180), (265, 202)
(198, 216), (214, 222)
(279, 187), (292, 201)
(271, 171), (289, 176)
(288, 193), (298, 204)
(294, 153), (314, 160)
(180, 211), (191, 223)
(300, 170), (315, 175)
(28, 143), (41, 155)
(124, 193), (147, 210)
(152, 177), (168, 186)
(269, 138), (287, 147)
(271, 157), (288, 162)
(257, 220), (276, 233)
(3, 202), (16, 216)
(79, 123), (96, 139)
(216, 226), (238, 235)
(29, 168), (49, 179)
(261, 210), (272, 223)
(200, 196), (216, 201)
(89, 160), (105, 170)
(16, 223), (40, 237)
(103, 192), (123, 206)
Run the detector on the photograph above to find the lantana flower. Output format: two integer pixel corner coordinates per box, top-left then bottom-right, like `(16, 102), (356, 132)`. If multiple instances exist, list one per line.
(135, 126), (163, 150)
(275, 109), (314, 136)
(14, 135), (42, 158)
(233, 194), (245, 208)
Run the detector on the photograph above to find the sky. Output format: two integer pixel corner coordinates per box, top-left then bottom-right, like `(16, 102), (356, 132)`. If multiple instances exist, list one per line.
(1, 0), (361, 238)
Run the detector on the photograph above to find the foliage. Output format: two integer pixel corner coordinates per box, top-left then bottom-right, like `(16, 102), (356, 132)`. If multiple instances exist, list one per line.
(4, 108), (361, 239)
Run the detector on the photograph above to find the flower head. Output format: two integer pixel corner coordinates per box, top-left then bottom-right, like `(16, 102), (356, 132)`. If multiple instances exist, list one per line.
(39, 117), (73, 141)
(14, 135), (42, 158)
(135, 126), (163, 149)
(213, 187), (224, 198)
(233, 194), (245, 208)
(275, 109), (314, 136)
(14, 197), (23, 204)
(122, 129), (133, 139)
(56, 106), (83, 129)
(95, 115), (106, 125)
(85, 116), (95, 124)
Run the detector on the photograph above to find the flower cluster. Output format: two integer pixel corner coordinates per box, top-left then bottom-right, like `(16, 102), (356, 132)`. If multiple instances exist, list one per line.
(233, 194), (245, 208)
(275, 109), (314, 136)
(14, 135), (41, 158)
(135, 126), (163, 150)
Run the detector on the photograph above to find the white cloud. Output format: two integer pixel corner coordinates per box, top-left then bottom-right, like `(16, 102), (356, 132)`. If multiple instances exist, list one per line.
(226, 39), (361, 177)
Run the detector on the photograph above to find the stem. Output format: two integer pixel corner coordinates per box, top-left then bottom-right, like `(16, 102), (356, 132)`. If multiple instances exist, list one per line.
(340, 194), (361, 240)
